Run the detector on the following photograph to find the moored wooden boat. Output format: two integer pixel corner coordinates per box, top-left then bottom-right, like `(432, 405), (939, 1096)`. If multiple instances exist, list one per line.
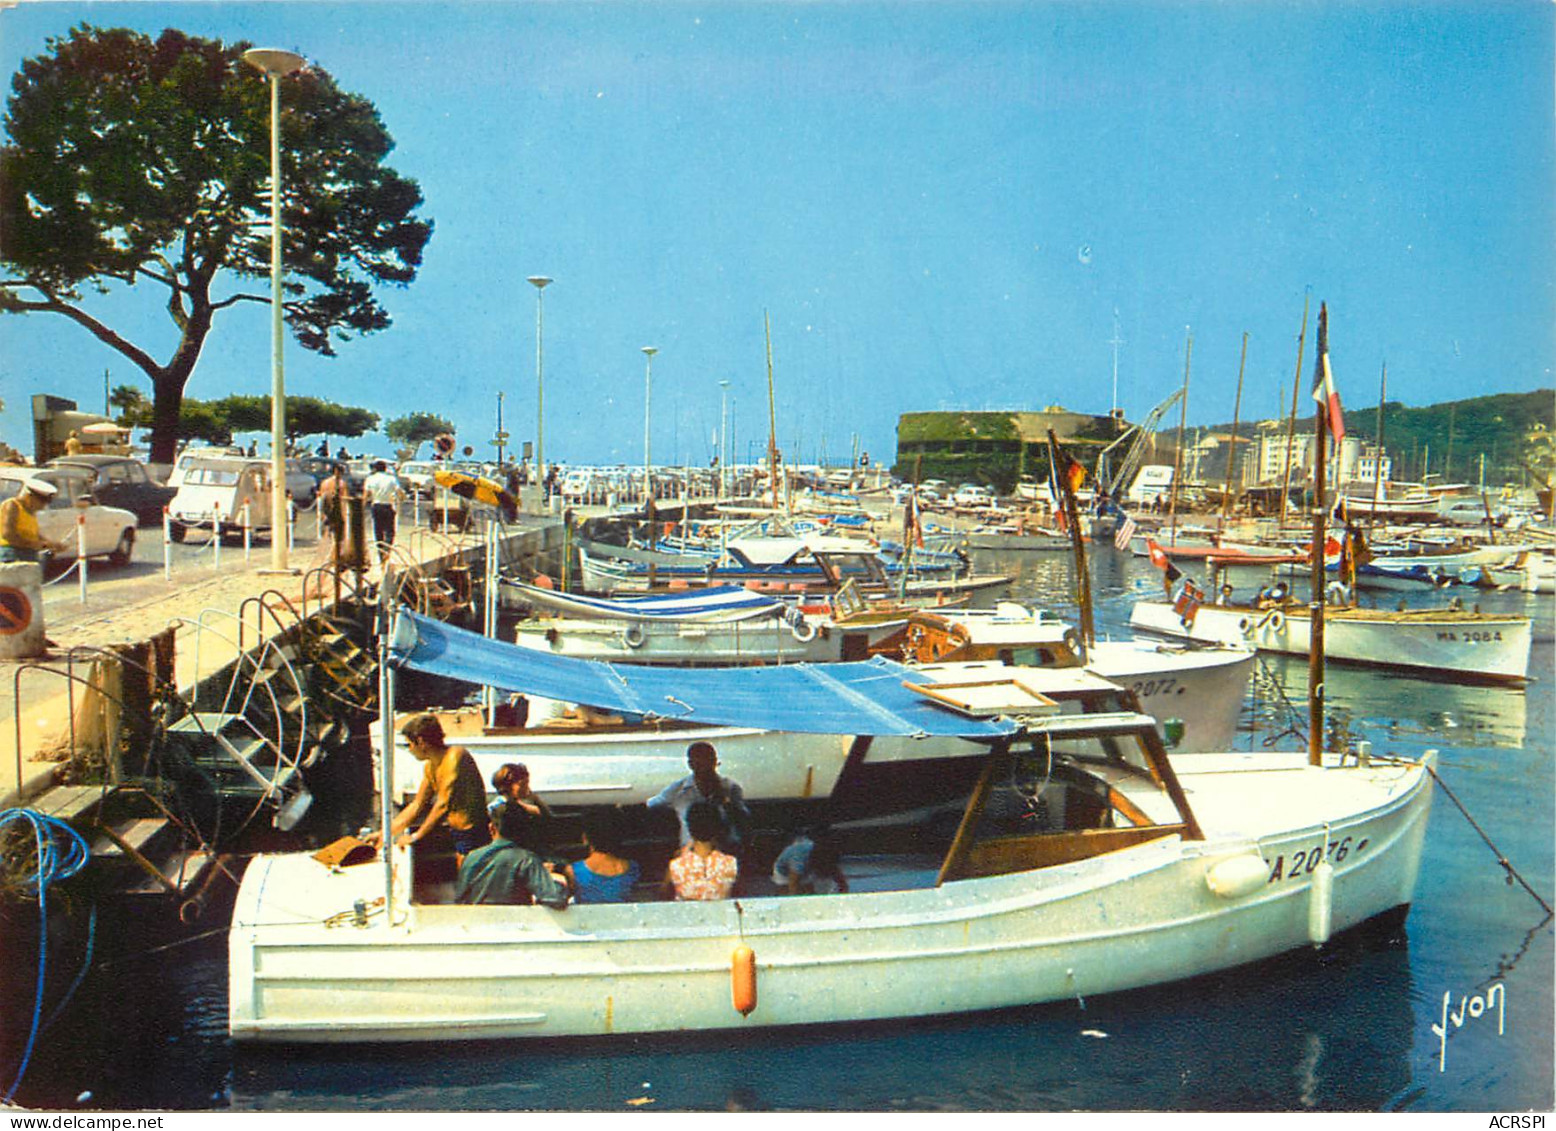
(1128, 596), (1531, 683)
(231, 667), (1434, 1043)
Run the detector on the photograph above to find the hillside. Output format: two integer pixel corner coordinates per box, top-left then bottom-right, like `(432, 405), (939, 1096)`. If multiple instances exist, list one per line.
(1187, 389), (1553, 486)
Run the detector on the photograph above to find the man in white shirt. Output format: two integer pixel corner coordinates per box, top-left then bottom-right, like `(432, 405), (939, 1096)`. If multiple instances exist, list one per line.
(362, 460), (403, 561)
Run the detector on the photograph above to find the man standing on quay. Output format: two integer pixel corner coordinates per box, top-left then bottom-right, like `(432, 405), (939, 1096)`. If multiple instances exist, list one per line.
(363, 459), (404, 564)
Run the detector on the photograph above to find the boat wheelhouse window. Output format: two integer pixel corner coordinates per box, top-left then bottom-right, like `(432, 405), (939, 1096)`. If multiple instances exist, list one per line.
(999, 646), (1056, 667)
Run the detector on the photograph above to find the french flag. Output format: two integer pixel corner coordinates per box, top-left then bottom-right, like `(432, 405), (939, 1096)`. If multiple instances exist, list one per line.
(1312, 302), (1345, 443)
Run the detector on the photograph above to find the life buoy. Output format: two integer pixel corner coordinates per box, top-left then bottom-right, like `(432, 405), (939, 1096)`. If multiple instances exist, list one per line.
(622, 623), (646, 649)
(1258, 610), (1287, 633)
(1325, 582), (1350, 606)
(790, 617), (817, 643)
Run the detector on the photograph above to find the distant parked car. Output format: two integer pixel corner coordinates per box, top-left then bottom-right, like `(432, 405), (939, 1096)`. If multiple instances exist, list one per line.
(953, 485), (994, 509)
(0, 467), (138, 565)
(47, 454), (177, 525)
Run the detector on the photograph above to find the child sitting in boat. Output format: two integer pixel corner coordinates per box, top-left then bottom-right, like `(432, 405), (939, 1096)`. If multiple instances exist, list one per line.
(664, 802), (738, 901)
(367, 714), (490, 859)
(489, 762), (553, 850)
(771, 825), (848, 895)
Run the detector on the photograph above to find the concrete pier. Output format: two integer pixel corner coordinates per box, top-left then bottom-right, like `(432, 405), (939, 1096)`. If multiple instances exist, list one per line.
(0, 517), (564, 810)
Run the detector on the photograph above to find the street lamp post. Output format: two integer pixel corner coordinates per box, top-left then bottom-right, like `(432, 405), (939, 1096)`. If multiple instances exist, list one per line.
(641, 347), (658, 505)
(526, 276), (551, 503)
(243, 46), (306, 572)
(718, 380), (731, 500)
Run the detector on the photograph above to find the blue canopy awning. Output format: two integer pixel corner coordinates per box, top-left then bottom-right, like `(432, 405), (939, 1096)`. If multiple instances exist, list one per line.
(388, 610), (1017, 740)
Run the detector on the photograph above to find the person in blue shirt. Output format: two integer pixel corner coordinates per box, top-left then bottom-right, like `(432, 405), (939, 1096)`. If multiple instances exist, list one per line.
(564, 809), (641, 903)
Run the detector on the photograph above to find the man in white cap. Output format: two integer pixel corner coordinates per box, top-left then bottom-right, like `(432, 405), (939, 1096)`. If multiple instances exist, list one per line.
(0, 479), (66, 563)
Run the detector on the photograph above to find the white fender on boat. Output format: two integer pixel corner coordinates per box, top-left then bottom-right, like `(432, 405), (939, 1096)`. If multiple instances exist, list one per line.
(1204, 853), (1268, 899)
(1308, 860), (1335, 945)
(1236, 616), (1253, 636)
(622, 623), (646, 649)
(790, 617), (818, 643)
(1259, 609), (1287, 633)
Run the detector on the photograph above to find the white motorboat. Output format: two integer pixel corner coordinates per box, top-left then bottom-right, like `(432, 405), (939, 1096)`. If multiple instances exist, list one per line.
(1129, 595), (1531, 683)
(229, 618), (1434, 1043)
(512, 609), (905, 667)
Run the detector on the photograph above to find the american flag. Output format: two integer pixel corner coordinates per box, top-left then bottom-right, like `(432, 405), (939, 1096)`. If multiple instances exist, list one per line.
(1114, 515), (1137, 551)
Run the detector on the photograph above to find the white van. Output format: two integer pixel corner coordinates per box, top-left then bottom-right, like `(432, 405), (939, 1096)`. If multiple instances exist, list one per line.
(166, 457), (278, 541)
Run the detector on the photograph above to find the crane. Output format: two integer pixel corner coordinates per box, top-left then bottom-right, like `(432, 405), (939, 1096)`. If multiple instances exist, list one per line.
(1094, 386), (1186, 499)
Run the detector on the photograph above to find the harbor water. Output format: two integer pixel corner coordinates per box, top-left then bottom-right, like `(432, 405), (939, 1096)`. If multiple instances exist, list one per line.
(6, 547), (1552, 1112)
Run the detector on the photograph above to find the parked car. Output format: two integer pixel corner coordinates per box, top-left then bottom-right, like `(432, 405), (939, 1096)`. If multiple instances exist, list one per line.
(47, 454), (177, 526)
(165, 457), (278, 542)
(397, 460), (441, 497)
(952, 484), (995, 509)
(0, 467), (138, 565)
(167, 449), (319, 505)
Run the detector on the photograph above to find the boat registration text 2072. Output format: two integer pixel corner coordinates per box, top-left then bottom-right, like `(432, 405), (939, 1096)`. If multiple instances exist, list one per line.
(1265, 836), (1369, 883)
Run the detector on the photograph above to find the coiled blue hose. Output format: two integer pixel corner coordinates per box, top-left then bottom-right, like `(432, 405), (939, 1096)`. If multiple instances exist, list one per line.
(1, 808), (92, 1104)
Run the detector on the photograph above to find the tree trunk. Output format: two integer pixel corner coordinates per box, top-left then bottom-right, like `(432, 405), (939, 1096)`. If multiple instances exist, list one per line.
(148, 370), (186, 465)
(146, 301), (213, 464)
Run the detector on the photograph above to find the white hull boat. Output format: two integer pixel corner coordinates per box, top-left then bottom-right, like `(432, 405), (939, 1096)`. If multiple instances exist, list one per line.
(1129, 599), (1531, 683)
(231, 727), (1434, 1043)
(512, 612), (904, 667)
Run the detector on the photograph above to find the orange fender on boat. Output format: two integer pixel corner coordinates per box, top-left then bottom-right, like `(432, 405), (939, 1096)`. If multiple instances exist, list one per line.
(732, 945), (757, 1016)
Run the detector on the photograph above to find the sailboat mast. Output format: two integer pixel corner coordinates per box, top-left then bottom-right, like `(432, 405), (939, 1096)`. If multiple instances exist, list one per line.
(1219, 332), (1248, 533)
(1308, 303), (1330, 767)
(1167, 330), (1191, 546)
(1369, 363), (1387, 537)
(765, 311), (780, 513)
(1280, 294), (1311, 526)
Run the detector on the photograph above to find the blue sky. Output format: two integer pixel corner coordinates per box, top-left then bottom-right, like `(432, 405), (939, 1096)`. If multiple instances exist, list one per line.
(2, 1), (1552, 467)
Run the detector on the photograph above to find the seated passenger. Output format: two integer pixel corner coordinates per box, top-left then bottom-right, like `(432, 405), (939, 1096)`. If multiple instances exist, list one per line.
(664, 801), (738, 902)
(646, 741), (750, 854)
(490, 761), (552, 849)
(771, 826), (848, 895)
(367, 714), (490, 859)
(565, 809), (641, 904)
(455, 818), (570, 908)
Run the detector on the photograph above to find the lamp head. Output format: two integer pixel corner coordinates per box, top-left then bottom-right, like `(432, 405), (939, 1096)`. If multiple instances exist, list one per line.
(641, 346), (658, 358)
(527, 276), (552, 290)
(243, 47), (306, 76)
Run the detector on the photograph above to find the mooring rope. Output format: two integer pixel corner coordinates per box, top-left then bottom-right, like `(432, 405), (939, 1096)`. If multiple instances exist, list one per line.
(1420, 762), (1553, 916)
(0, 808), (93, 1103)
(1370, 755), (1552, 916)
